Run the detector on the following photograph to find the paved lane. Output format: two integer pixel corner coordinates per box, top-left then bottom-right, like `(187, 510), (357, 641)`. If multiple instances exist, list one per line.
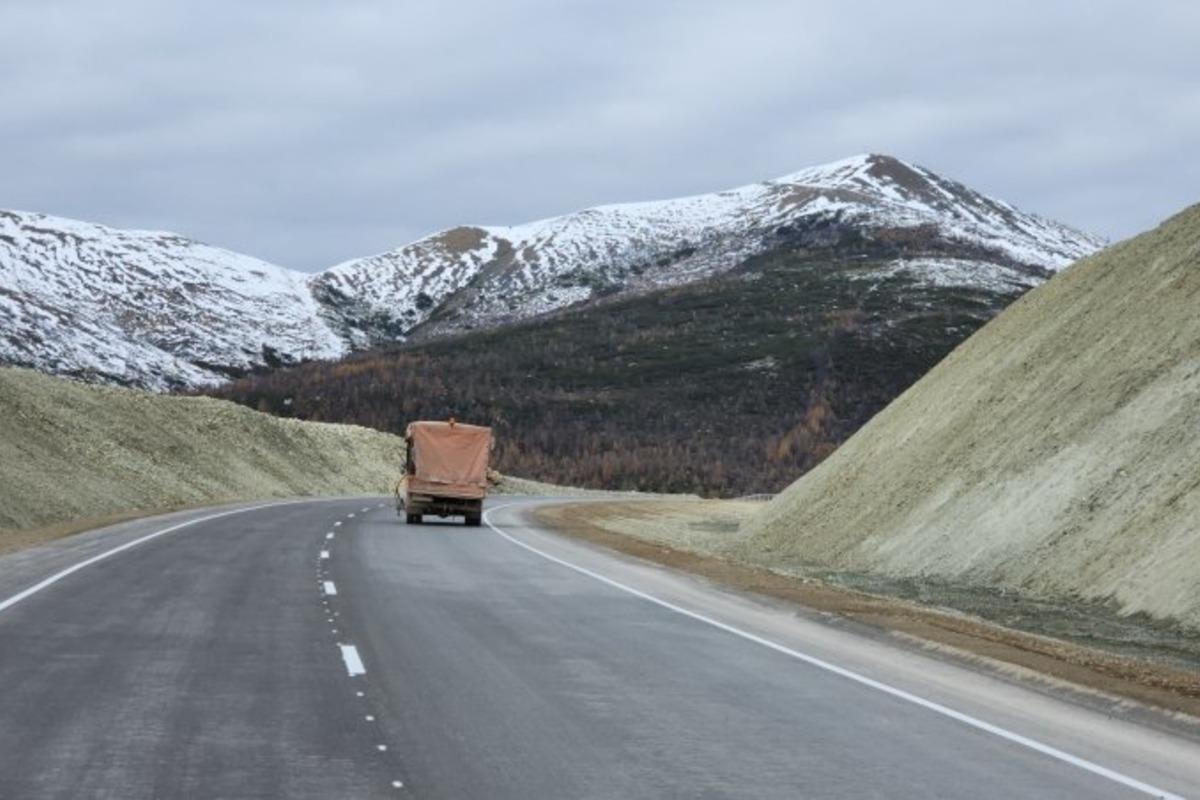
(334, 499), (1199, 799)
(0, 498), (402, 799)
(1, 496), (1197, 798)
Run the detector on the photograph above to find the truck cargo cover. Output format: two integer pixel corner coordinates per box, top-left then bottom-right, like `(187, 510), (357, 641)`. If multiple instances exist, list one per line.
(406, 421), (492, 499)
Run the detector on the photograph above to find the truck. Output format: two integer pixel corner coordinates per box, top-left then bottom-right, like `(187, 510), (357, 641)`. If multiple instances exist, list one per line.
(396, 419), (492, 526)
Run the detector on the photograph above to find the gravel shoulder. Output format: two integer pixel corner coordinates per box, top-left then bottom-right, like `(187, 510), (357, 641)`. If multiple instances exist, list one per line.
(535, 499), (1200, 721)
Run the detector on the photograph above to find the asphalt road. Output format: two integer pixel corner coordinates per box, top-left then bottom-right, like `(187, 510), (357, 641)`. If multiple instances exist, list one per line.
(0, 496), (1197, 799)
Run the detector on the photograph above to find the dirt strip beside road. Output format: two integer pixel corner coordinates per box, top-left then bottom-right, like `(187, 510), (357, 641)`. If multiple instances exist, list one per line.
(535, 501), (1200, 723)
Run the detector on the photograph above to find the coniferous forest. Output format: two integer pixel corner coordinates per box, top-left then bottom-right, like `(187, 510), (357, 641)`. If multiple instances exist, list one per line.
(206, 247), (1017, 496)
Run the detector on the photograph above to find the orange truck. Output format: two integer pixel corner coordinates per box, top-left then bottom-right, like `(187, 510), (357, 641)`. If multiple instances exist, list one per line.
(396, 420), (492, 526)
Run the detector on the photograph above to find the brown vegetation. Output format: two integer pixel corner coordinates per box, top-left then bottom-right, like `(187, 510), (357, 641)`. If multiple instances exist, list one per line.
(207, 246), (1015, 495)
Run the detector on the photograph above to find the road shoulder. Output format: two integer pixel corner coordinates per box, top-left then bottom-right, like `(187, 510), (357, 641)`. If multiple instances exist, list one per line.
(534, 500), (1200, 725)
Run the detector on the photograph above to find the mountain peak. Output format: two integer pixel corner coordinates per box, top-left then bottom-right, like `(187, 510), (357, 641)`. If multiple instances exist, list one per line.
(316, 153), (1104, 343)
(1, 154), (1106, 390)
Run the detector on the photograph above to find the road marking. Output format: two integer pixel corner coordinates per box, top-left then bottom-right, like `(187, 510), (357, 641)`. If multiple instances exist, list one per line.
(323, 581), (338, 596)
(348, 513), (356, 518)
(392, 780), (403, 789)
(320, 550), (330, 559)
(326, 532), (335, 540)
(362, 507), (371, 513)
(483, 502), (1187, 800)
(339, 644), (366, 676)
(365, 714), (375, 722)
(0, 500), (323, 617)
(377, 744), (388, 752)
(334, 521), (342, 527)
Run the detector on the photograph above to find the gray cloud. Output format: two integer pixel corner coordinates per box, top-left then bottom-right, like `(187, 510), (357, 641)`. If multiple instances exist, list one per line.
(1, 0), (1197, 270)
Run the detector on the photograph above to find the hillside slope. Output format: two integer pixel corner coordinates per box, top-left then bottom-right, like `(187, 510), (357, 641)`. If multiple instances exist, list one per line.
(316, 154), (1103, 342)
(215, 235), (1032, 495)
(737, 204), (1200, 629)
(2, 155), (1101, 390)
(2, 153), (1104, 391)
(0, 210), (345, 390)
(0, 367), (401, 541)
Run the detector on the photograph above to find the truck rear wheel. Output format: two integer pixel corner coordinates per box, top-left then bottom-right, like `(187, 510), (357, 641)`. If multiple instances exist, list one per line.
(465, 513), (482, 527)
(406, 513), (422, 524)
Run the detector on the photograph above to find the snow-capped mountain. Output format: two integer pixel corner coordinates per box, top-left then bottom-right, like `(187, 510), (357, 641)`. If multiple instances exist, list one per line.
(1, 154), (1105, 389)
(0, 209), (344, 390)
(315, 154), (1104, 341)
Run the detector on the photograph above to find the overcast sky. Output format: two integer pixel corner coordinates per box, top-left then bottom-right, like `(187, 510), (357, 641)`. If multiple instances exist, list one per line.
(2, 1), (1197, 271)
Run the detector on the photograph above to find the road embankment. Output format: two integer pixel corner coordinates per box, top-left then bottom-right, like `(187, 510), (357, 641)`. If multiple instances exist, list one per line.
(535, 499), (1200, 720)
(0, 367), (403, 554)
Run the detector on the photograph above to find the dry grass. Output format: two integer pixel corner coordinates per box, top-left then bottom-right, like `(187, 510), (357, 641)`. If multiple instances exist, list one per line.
(0, 367), (404, 549)
(739, 204), (1200, 630)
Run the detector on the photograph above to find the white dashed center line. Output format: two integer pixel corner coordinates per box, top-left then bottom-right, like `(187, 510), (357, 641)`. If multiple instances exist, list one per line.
(320, 550), (330, 559)
(339, 644), (366, 676)
(348, 513), (356, 518)
(326, 532), (335, 540)
(323, 580), (338, 596)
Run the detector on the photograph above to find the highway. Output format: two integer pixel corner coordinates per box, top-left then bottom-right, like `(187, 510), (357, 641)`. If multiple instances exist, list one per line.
(0, 496), (1196, 798)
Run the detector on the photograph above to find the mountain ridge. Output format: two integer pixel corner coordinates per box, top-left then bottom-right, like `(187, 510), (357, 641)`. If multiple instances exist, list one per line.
(1, 154), (1105, 389)
(319, 153), (1104, 342)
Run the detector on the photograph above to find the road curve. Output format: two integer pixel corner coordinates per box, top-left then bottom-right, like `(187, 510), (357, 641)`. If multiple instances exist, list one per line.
(0, 496), (1196, 798)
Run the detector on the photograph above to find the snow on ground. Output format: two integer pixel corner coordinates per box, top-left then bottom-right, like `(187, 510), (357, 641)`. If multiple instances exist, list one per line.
(855, 258), (1039, 293)
(324, 154), (1105, 340)
(1, 154), (1106, 389)
(0, 209), (346, 390)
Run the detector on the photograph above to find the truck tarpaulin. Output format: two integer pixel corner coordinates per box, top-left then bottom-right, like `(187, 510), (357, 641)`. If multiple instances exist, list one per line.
(406, 421), (492, 499)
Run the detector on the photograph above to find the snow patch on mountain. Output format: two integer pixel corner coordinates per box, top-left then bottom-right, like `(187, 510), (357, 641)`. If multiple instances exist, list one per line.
(856, 258), (1039, 294)
(1, 153), (1106, 390)
(320, 154), (1104, 339)
(0, 210), (345, 390)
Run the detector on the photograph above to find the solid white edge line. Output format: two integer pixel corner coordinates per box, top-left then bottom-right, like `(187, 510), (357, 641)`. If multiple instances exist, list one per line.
(323, 581), (338, 596)
(483, 501), (1185, 800)
(339, 644), (366, 676)
(0, 499), (330, 616)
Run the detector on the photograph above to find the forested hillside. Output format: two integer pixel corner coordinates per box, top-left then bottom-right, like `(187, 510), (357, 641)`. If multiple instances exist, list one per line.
(208, 237), (1022, 495)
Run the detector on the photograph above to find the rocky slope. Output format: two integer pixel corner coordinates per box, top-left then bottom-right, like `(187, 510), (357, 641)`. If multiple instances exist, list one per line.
(737, 204), (1200, 629)
(2, 154), (1102, 390)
